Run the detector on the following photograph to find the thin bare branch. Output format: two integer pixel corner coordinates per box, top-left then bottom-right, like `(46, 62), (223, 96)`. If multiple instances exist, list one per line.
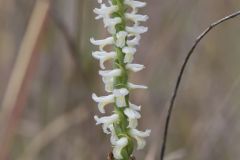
(50, 11), (82, 68)
(49, 10), (90, 86)
(160, 10), (240, 160)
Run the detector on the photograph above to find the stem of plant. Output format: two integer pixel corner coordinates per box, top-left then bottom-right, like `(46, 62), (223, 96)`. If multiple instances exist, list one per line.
(112, 0), (134, 159)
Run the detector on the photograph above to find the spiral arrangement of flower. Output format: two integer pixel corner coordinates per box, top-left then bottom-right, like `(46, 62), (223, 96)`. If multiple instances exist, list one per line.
(90, 0), (150, 159)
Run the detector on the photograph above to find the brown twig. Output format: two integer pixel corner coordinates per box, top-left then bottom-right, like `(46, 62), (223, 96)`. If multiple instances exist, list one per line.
(49, 11), (82, 68)
(0, 0), (50, 159)
(160, 10), (240, 160)
(49, 10), (91, 86)
(107, 152), (114, 160)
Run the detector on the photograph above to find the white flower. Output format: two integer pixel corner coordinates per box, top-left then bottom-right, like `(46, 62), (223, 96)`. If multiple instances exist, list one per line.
(109, 124), (118, 144)
(92, 51), (117, 69)
(127, 34), (141, 46)
(92, 93), (114, 113)
(116, 31), (128, 48)
(104, 17), (122, 34)
(94, 114), (119, 134)
(99, 69), (121, 77)
(99, 69), (121, 92)
(122, 47), (137, 63)
(125, 13), (149, 25)
(129, 128), (151, 150)
(90, 37), (114, 51)
(107, 26), (116, 34)
(103, 17), (121, 34)
(126, 63), (145, 72)
(129, 102), (141, 111)
(113, 88), (129, 107)
(124, 0), (146, 13)
(124, 108), (141, 128)
(112, 137), (128, 159)
(128, 82), (148, 90)
(103, 17), (121, 28)
(103, 78), (114, 93)
(93, 4), (121, 34)
(126, 26), (148, 34)
(94, 4), (118, 20)
(124, 108), (141, 119)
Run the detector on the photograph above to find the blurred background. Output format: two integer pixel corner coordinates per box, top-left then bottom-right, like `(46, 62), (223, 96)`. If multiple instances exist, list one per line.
(1, 0), (240, 160)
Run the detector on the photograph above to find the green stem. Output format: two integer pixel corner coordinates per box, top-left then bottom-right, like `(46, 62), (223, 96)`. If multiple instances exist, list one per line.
(112, 0), (134, 159)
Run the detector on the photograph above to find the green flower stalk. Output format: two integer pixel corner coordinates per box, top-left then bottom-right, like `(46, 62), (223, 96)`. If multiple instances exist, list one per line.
(91, 0), (150, 159)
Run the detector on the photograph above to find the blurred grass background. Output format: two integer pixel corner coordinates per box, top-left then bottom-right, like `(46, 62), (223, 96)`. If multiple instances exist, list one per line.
(1, 0), (240, 160)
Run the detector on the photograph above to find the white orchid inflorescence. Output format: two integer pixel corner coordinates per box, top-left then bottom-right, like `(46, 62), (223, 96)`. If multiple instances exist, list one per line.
(91, 0), (150, 159)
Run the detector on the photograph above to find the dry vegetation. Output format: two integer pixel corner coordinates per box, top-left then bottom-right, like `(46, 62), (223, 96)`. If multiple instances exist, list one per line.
(0, 0), (240, 160)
